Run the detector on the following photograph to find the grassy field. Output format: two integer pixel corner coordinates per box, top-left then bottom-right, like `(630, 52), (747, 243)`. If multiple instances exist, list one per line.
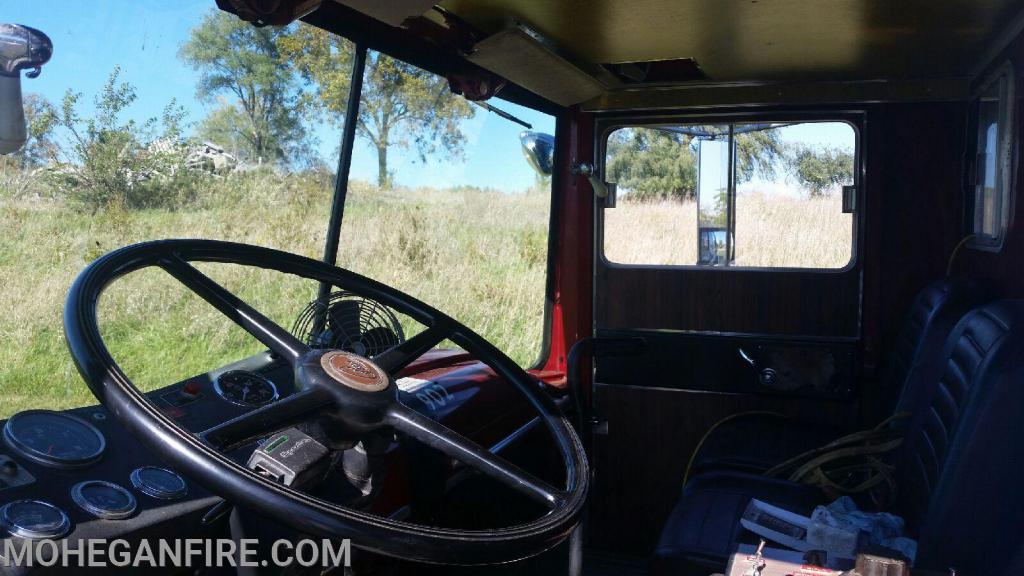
(604, 193), (852, 268)
(0, 172), (551, 418)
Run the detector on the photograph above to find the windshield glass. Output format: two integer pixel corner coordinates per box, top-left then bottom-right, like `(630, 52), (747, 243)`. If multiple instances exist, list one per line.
(0, 4), (552, 418)
(337, 50), (554, 368)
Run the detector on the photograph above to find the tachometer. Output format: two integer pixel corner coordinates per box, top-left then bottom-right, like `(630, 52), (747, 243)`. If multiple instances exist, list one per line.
(3, 410), (105, 469)
(214, 370), (279, 407)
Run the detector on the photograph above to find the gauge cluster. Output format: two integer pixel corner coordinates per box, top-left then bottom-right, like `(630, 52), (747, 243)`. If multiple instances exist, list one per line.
(0, 353), (294, 553)
(0, 408), (195, 542)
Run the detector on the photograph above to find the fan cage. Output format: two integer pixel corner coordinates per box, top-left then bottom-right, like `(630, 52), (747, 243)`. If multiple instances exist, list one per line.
(291, 291), (406, 358)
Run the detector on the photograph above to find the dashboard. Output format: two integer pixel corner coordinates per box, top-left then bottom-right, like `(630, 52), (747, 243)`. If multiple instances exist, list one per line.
(0, 350), (540, 574)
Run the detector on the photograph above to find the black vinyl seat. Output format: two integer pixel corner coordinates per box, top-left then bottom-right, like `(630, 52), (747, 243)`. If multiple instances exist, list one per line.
(652, 300), (1024, 575)
(688, 278), (984, 477)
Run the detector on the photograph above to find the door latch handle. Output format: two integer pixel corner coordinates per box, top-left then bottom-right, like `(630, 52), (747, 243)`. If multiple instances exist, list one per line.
(739, 348), (778, 387)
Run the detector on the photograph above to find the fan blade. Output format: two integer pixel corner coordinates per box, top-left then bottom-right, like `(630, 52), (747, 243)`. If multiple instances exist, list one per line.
(360, 326), (401, 358)
(326, 299), (362, 349)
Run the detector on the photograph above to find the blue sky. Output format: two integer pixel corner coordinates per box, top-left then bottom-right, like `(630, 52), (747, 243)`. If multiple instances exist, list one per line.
(1, 0), (552, 192)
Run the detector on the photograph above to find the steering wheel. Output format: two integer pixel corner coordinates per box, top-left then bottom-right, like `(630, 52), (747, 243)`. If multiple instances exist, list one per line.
(63, 239), (588, 565)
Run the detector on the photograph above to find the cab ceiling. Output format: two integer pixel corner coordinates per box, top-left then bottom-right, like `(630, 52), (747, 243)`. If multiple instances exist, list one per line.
(439, 0), (1019, 84)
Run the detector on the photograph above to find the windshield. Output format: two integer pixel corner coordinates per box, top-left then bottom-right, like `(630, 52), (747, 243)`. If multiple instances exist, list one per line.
(0, 3), (553, 418)
(337, 49), (554, 368)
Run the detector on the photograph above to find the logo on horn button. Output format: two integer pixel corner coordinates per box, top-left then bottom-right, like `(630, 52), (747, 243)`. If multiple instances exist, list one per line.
(320, 351), (388, 392)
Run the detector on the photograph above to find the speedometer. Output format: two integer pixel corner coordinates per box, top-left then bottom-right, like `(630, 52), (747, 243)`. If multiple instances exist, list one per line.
(3, 410), (105, 469)
(214, 370), (279, 407)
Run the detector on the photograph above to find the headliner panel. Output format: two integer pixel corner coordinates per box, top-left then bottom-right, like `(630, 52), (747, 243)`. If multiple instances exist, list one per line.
(439, 0), (1020, 83)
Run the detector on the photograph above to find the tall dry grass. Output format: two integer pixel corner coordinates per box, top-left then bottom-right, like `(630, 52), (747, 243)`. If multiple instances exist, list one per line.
(0, 173), (550, 418)
(604, 192), (852, 269)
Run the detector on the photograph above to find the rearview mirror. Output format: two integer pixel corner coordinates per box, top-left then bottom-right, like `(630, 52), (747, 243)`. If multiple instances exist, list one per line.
(520, 131), (555, 176)
(0, 24), (53, 154)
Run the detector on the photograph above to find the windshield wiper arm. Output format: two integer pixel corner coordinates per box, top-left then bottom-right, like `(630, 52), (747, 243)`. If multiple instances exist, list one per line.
(471, 100), (532, 129)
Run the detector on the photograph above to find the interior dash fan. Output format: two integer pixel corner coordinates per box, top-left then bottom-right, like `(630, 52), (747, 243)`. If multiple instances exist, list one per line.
(291, 291), (405, 358)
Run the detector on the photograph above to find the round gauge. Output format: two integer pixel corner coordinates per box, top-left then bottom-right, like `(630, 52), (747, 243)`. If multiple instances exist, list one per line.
(214, 370), (279, 407)
(3, 410), (105, 469)
(0, 500), (70, 539)
(130, 467), (188, 500)
(71, 481), (137, 520)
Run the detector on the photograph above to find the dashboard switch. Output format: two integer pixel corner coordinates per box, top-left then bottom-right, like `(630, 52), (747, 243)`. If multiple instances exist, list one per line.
(0, 454), (36, 491)
(161, 381), (204, 407)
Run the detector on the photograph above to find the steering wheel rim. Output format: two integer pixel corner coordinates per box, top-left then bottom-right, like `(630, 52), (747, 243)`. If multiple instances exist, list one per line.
(63, 239), (588, 565)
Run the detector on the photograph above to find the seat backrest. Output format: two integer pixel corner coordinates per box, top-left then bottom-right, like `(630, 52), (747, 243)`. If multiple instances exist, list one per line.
(913, 301), (1024, 573)
(892, 300), (1024, 532)
(883, 278), (985, 417)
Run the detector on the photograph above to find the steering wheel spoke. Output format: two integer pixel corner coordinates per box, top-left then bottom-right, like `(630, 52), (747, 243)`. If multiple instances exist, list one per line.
(375, 322), (454, 376)
(201, 387), (333, 451)
(158, 253), (310, 364)
(386, 401), (564, 509)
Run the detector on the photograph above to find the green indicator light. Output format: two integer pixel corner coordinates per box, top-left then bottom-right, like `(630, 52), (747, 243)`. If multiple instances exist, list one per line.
(263, 435), (289, 452)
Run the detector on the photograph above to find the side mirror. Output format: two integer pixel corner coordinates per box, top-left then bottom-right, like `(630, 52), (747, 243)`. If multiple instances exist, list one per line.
(519, 131), (554, 176)
(0, 24), (53, 154)
(696, 138), (734, 266)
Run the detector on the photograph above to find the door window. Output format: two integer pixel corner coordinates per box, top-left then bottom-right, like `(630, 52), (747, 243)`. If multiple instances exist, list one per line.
(603, 121), (857, 269)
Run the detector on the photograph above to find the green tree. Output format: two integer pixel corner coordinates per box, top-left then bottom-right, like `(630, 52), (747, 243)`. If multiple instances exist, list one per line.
(279, 25), (474, 188)
(735, 130), (783, 182)
(48, 67), (190, 211)
(180, 11), (309, 167)
(786, 145), (854, 197)
(606, 126), (783, 202)
(606, 128), (696, 201)
(194, 102), (254, 162)
(16, 94), (58, 169)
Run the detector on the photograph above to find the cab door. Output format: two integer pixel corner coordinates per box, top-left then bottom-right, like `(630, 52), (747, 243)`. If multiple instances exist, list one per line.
(588, 113), (864, 553)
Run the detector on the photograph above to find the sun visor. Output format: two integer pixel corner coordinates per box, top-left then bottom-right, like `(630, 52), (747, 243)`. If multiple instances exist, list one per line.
(466, 27), (604, 107)
(335, 0), (438, 28)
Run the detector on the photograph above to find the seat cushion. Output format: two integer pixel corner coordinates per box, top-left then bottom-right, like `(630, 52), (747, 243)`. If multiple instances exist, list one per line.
(689, 413), (843, 477)
(651, 471), (823, 576)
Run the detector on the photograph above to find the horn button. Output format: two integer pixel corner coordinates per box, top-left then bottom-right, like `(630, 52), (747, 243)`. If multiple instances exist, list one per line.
(296, 350), (395, 430)
(320, 351), (388, 392)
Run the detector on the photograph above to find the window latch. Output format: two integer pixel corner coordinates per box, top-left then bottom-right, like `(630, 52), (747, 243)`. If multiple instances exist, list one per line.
(842, 185), (857, 213)
(571, 161), (613, 202)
